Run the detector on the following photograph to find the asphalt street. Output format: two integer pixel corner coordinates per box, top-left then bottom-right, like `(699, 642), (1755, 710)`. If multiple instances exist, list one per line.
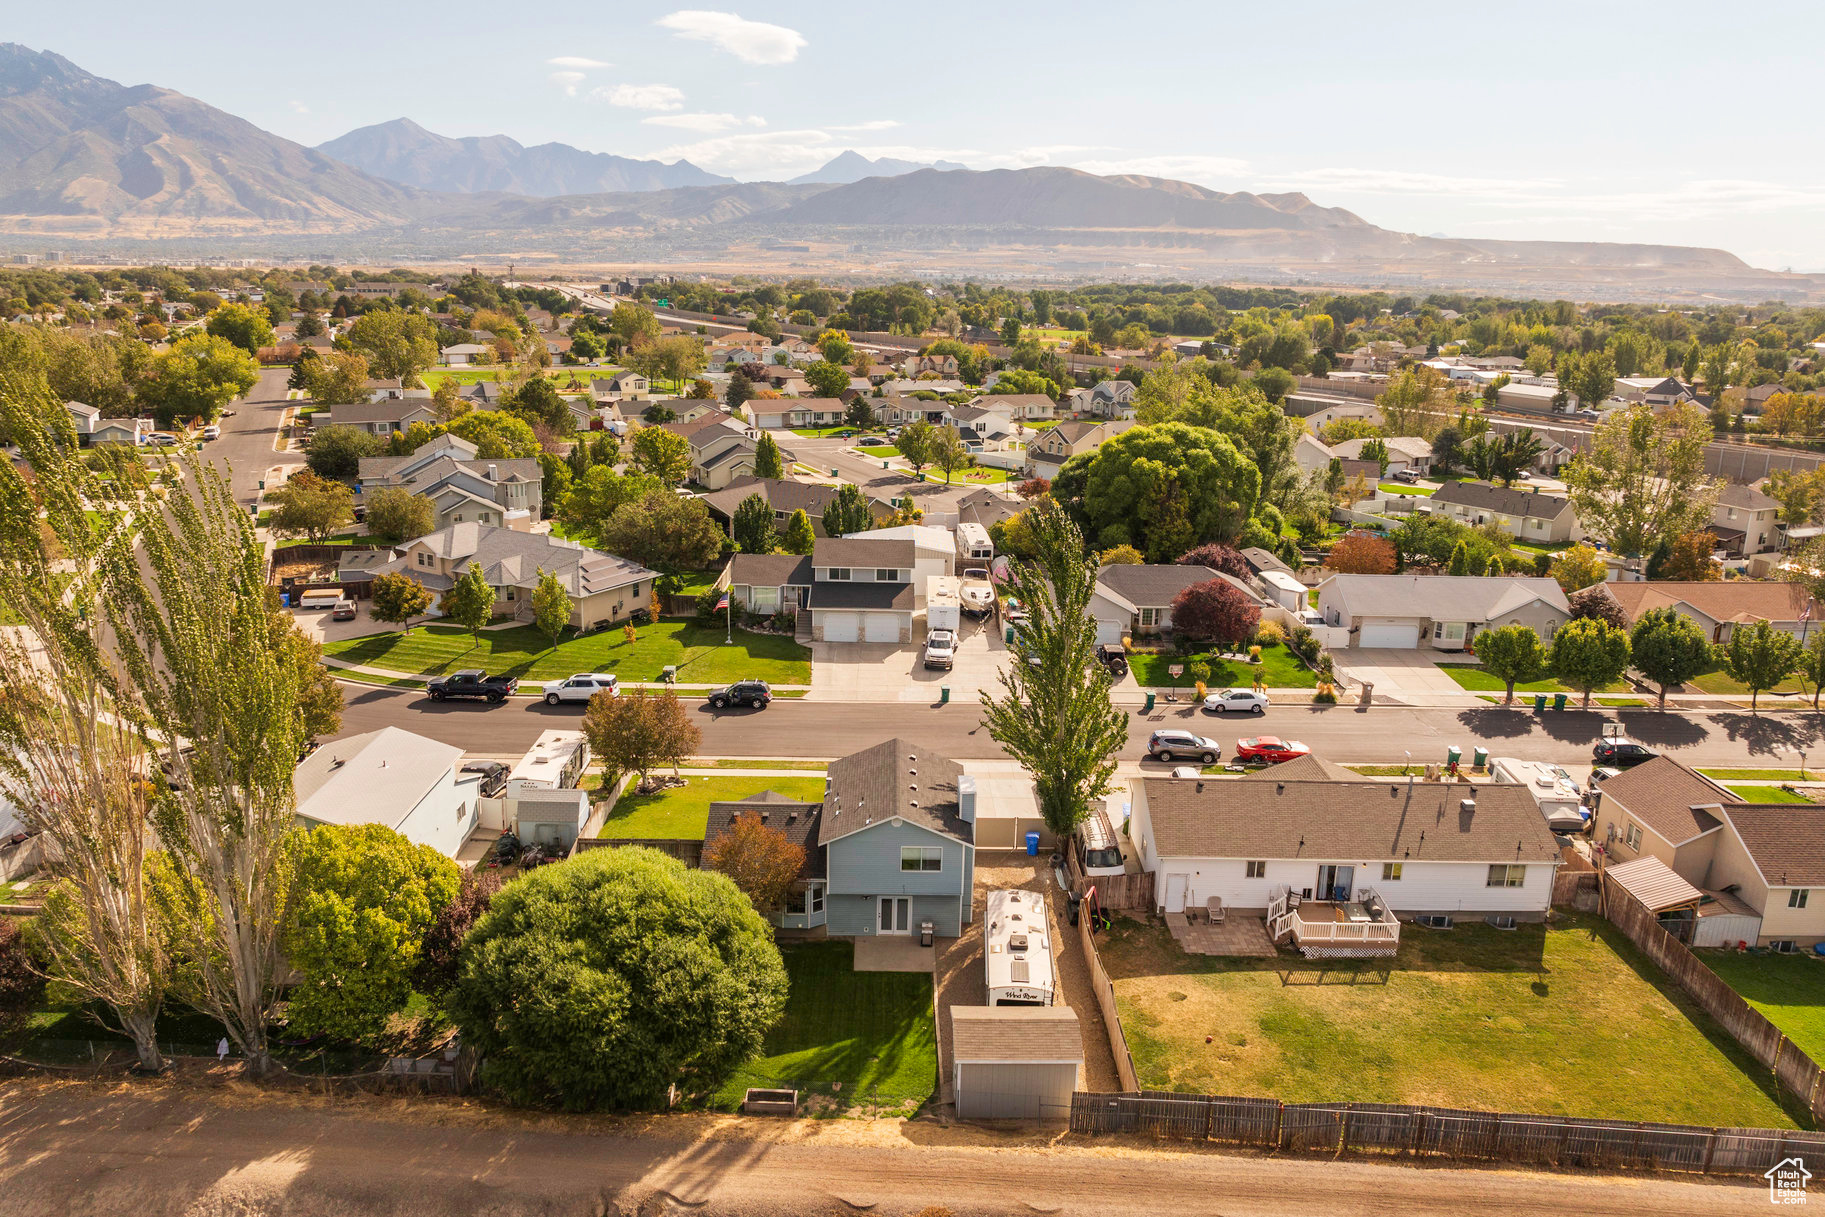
(330, 681), (1825, 766)
(203, 365), (300, 507)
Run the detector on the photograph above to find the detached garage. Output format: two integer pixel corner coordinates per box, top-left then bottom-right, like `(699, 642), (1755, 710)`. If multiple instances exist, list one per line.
(951, 1006), (1083, 1121)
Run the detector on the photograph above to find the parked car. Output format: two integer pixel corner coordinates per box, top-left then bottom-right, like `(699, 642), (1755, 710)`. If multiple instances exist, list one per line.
(329, 599), (357, 621)
(144, 431), (178, 446)
(460, 760), (509, 798)
(426, 669), (519, 703)
(923, 629), (956, 670)
(1147, 730), (1221, 764)
(1204, 688), (1269, 715)
(708, 680), (772, 710)
(1094, 643), (1129, 677)
(1235, 736), (1311, 764)
(1589, 767), (1623, 785)
(1592, 739), (1656, 767)
(202, 424), (221, 440)
(1391, 468), (1420, 483)
(540, 672), (619, 705)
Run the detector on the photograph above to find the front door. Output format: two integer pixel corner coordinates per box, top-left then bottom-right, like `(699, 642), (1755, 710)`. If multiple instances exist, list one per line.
(1318, 865), (1355, 903)
(878, 897), (911, 934)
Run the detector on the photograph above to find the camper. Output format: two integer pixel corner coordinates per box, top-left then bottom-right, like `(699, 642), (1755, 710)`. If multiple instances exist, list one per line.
(1074, 805), (1126, 878)
(925, 575), (961, 634)
(956, 521), (995, 564)
(984, 889), (1056, 1007)
(1490, 757), (1589, 835)
(296, 588), (351, 613)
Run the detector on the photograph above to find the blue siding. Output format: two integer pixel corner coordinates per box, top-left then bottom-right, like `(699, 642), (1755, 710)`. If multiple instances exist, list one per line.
(826, 819), (973, 937)
(828, 893), (961, 938)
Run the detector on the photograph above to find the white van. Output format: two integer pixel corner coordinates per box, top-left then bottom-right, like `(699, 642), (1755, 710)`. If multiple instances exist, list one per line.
(296, 589), (349, 613)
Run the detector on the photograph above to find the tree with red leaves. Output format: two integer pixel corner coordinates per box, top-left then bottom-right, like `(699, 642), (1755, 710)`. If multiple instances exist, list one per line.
(1327, 531), (1397, 575)
(1169, 578), (1262, 646)
(1176, 543), (1252, 580)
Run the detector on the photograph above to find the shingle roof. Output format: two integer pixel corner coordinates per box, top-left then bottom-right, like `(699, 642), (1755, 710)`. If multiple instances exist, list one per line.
(329, 401), (436, 426)
(381, 523), (654, 596)
(1321, 574), (1569, 621)
(1603, 581), (1813, 626)
(822, 738), (972, 845)
(1431, 481), (1572, 520)
(294, 727), (460, 832)
(1591, 756), (1734, 845)
(1237, 754), (1357, 783)
(814, 537), (915, 566)
(1141, 777), (1561, 864)
(1096, 564), (1222, 610)
(1716, 482), (1781, 511)
(951, 1006), (1083, 1063)
(727, 553), (812, 588)
(809, 582), (915, 611)
(700, 477), (857, 521)
(703, 792), (826, 880)
(1721, 804), (1825, 888)
(1241, 547), (1296, 577)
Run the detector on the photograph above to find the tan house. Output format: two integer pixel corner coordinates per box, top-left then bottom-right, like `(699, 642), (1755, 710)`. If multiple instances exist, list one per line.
(1427, 481), (1579, 544)
(747, 398), (846, 430)
(1024, 419), (1134, 479)
(358, 435), (541, 532)
(973, 393), (1056, 422)
(1591, 757), (1825, 948)
(1314, 574), (1569, 650)
(378, 523), (655, 632)
(1601, 580), (1814, 643)
(1707, 482), (1782, 559)
(591, 371), (649, 402)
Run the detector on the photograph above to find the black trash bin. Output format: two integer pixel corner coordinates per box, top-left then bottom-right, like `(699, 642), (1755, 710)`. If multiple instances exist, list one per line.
(1066, 891), (1082, 927)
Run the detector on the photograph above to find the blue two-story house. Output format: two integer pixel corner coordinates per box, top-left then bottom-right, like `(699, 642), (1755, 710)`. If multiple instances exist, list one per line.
(702, 738), (978, 939)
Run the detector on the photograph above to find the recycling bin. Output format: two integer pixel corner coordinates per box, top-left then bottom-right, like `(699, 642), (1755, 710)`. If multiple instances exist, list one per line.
(1446, 745), (1461, 767)
(1534, 693), (1547, 712)
(1025, 831), (1041, 856)
(940, 686), (950, 704)
(1473, 746), (1488, 770)
(1143, 692), (1156, 713)
(1005, 625), (1015, 644)
(1553, 693), (1569, 711)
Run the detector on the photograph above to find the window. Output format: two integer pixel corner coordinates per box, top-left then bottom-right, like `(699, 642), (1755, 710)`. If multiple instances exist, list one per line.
(809, 883), (824, 914)
(876, 569), (900, 582)
(1382, 863), (1402, 881)
(1624, 822), (1642, 850)
(504, 587), (515, 602)
(826, 567), (851, 581)
(900, 845), (943, 872)
(1791, 889), (1810, 910)
(1245, 861), (1266, 879)
(1439, 622), (1466, 641)
(1139, 607), (1160, 628)
(1487, 864), (1526, 888)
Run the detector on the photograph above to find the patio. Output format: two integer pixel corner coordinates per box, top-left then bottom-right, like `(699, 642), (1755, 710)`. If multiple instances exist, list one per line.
(1166, 912), (1279, 957)
(853, 935), (940, 973)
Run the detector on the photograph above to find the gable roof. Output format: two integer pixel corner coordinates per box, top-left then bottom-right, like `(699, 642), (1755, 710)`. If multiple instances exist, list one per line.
(1603, 580), (1813, 625)
(1431, 481), (1571, 519)
(1240, 546), (1296, 577)
(1592, 756), (1735, 845)
(1321, 574), (1570, 621)
(814, 536), (916, 567)
(699, 477), (861, 522)
(975, 393), (1056, 411)
(1716, 482), (1780, 511)
(950, 1006), (1082, 1064)
(385, 522), (654, 595)
(727, 552), (813, 589)
(1719, 804), (1825, 888)
(329, 400), (436, 426)
(1141, 777), (1561, 864)
(822, 738), (972, 846)
(1237, 754), (1358, 783)
(956, 487), (1019, 529)
(1096, 564), (1222, 611)
(294, 726), (460, 831)
(703, 792), (826, 880)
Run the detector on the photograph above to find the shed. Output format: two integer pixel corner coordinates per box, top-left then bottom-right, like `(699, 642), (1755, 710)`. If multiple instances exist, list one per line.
(1604, 855), (1704, 914)
(950, 1005), (1082, 1120)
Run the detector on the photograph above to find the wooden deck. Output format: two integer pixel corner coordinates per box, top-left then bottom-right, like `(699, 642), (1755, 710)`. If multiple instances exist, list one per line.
(1268, 887), (1400, 958)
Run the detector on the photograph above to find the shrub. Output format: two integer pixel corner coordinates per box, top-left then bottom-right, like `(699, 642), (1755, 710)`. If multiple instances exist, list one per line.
(1248, 645), (1262, 664)
(1253, 621), (1286, 647)
(1289, 625), (1321, 664)
(1313, 683), (1338, 705)
(1187, 658), (1212, 686)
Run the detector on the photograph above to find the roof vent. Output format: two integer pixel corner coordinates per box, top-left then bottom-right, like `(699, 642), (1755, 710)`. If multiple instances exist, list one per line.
(1460, 798), (1477, 814)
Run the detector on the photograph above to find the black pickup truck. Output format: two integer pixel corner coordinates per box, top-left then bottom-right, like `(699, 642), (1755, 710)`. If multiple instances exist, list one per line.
(426, 669), (518, 703)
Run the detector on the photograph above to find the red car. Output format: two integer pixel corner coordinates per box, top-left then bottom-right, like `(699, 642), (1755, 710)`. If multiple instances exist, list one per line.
(1235, 736), (1311, 764)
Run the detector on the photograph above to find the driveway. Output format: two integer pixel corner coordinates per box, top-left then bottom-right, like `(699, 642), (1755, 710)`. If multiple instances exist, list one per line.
(809, 615), (1012, 703)
(1330, 648), (1477, 700)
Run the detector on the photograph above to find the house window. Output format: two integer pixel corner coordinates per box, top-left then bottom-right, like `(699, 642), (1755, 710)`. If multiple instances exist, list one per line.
(1624, 822), (1642, 850)
(1382, 863), (1402, 881)
(1439, 623), (1466, 641)
(875, 569), (900, 582)
(1245, 861), (1266, 879)
(1487, 864), (1526, 888)
(1139, 608), (1160, 628)
(809, 883), (825, 914)
(900, 845), (943, 872)
(826, 567), (851, 581)
(504, 588), (515, 602)
(1792, 889), (1810, 910)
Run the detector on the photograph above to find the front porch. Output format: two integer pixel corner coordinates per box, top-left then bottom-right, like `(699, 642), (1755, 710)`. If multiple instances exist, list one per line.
(1268, 885), (1401, 958)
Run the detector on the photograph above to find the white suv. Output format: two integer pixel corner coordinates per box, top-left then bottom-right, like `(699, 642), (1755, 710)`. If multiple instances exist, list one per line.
(540, 673), (619, 704)
(923, 629), (956, 670)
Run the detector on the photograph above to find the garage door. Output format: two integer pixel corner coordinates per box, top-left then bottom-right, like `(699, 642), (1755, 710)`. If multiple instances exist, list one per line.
(822, 612), (859, 643)
(1095, 619), (1124, 645)
(864, 613), (901, 643)
(1359, 622), (1420, 648)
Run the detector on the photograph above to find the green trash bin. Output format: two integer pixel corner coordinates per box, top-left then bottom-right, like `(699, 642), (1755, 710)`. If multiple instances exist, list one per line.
(940, 686), (950, 705)
(1534, 693), (1547, 712)
(1446, 745), (1461, 767)
(1143, 692), (1156, 713)
(1005, 625), (1015, 644)
(1553, 693), (1568, 711)
(1473, 746), (1488, 770)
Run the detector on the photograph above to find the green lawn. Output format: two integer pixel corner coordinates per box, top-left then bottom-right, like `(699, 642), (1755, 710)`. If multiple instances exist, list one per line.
(791, 426), (856, 438)
(322, 620), (810, 685)
(1704, 951), (1825, 1063)
(1378, 483), (1434, 497)
(1687, 661), (1806, 696)
(1436, 663), (1626, 695)
(709, 941), (936, 1115)
(1130, 641), (1316, 689)
(600, 774), (827, 840)
(1101, 912), (1805, 1127)
(686, 758), (832, 770)
(1700, 768), (1813, 782)
(924, 467), (1013, 485)
(1509, 540), (1576, 556)
(1726, 784), (1812, 803)
(1019, 419), (1061, 430)
(857, 446), (900, 459)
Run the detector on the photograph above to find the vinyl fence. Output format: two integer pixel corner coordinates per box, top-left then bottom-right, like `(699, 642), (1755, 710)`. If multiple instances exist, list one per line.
(1069, 1091), (1825, 1177)
(1602, 872), (1825, 1124)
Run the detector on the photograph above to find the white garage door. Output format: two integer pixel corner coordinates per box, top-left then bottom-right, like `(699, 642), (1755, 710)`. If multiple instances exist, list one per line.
(1359, 622), (1420, 649)
(864, 613), (901, 643)
(822, 612), (859, 643)
(1095, 619), (1124, 645)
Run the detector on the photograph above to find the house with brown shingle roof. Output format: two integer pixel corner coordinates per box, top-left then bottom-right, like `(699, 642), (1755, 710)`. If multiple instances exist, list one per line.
(1600, 580), (1815, 643)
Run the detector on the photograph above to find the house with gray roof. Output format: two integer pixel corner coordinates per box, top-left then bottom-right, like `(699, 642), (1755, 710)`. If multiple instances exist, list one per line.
(293, 726), (486, 859)
(702, 790), (827, 930)
(1428, 480), (1579, 543)
(699, 477), (891, 538)
(328, 397), (437, 436)
(1314, 573), (1569, 650)
(1023, 418), (1133, 478)
(1708, 481), (1782, 559)
(806, 537), (917, 643)
(357, 434), (541, 531)
(375, 522), (655, 632)
(1090, 564), (1266, 644)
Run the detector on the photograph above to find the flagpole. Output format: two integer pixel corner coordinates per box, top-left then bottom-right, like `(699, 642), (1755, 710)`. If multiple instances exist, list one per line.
(725, 592), (732, 645)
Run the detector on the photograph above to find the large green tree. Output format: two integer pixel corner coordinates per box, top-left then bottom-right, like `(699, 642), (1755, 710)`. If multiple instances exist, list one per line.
(1563, 402), (1718, 555)
(820, 482), (874, 537)
(343, 310), (440, 383)
(440, 562), (496, 640)
(300, 351), (371, 405)
(1133, 370), (1302, 508)
(1052, 421), (1260, 553)
(531, 568), (571, 650)
(928, 425), (970, 484)
(1629, 607), (1714, 710)
(600, 490), (722, 575)
(631, 425), (691, 485)
(282, 824), (459, 1044)
(267, 470), (354, 542)
(732, 492), (777, 554)
(364, 485), (436, 544)
(979, 499), (1129, 840)
(305, 424), (387, 479)
(1548, 616), (1631, 708)
(138, 333), (259, 426)
(581, 689), (701, 788)
(753, 431), (784, 480)
(803, 359), (850, 398)
(780, 508), (816, 555)
(1723, 620), (1803, 713)
(445, 410), (541, 459)
(205, 303), (276, 355)
(369, 570), (434, 633)
(558, 467), (660, 543)
(1473, 624), (1548, 705)
(449, 847), (787, 1110)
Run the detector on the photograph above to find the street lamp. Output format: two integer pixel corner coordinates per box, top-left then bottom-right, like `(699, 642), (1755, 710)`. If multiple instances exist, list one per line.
(1404, 750), (1412, 780)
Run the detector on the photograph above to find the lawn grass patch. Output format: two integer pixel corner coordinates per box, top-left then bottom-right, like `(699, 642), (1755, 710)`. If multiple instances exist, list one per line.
(1699, 768), (1813, 782)
(1436, 663), (1625, 695)
(1100, 912), (1804, 1127)
(857, 446), (900, 459)
(708, 941), (936, 1114)
(1343, 764), (1426, 777)
(1379, 483), (1433, 497)
(1703, 951), (1825, 1063)
(687, 758), (832, 770)
(323, 620), (810, 685)
(924, 467), (1013, 485)
(1725, 784), (1812, 803)
(600, 774), (827, 839)
(1687, 660), (1806, 697)
(1130, 641), (1315, 689)
(790, 426), (856, 438)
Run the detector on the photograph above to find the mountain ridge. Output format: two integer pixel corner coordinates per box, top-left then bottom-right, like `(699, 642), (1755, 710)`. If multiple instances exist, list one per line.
(786, 149), (969, 186)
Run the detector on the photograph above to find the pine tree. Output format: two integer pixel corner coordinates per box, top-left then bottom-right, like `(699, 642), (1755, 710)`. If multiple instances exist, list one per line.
(780, 508), (816, 555)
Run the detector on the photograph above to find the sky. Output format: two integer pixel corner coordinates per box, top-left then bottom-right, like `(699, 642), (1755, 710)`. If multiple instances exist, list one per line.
(14, 1), (1825, 270)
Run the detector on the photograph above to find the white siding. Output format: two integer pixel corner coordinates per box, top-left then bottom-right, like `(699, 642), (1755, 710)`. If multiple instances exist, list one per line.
(1151, 855), (1553, 918)
(393, 770), (480, 859)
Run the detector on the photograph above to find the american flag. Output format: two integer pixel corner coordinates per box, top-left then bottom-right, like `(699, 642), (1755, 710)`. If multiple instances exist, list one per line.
(715, 593), (730, 612)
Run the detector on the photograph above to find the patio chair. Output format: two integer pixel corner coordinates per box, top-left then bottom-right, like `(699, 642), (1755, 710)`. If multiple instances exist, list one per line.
(1207, 896), (1226, 924)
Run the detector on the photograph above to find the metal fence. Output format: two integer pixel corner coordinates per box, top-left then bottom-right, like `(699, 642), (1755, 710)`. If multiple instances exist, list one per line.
(1069, 1091), (1825, 1176)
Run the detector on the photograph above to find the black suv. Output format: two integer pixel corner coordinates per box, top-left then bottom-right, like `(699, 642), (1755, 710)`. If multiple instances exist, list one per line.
(1592, 739), (1656, 767)
(709, 680), (773, 710)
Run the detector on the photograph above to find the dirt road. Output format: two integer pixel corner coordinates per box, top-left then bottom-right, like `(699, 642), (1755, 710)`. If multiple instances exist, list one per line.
(0, 1080), (1775, 1216)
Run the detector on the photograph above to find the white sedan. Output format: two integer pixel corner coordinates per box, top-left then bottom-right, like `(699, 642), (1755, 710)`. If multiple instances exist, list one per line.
(1203, 688), (1269, 715)
(540, 673), (619, 705)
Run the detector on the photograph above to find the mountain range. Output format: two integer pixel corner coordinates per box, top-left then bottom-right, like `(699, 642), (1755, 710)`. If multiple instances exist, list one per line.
(0, 43), (1815, 300)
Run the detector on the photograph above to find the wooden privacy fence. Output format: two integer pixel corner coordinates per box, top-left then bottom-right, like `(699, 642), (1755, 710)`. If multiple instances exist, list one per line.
(1070, 1092), (1825, 1177)
(577, 837), (704, 867)
(1551, 870), (1599, 910)
(1602, 872), (1825, 1124)
(1076, 909), (1139, 1092)
(1064, 852), (1155, 913)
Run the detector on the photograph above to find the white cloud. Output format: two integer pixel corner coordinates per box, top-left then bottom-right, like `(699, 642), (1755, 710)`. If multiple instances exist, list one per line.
(642, 112), (767, 134)
(287, 100), (310, 115)
(650, 128), (838, 178)
(656, 10), (806, 65)
(829, 120), (899, 133)
(548, 56), (611, 68)
(549, 70), (586, 97)
(592, 83), (687, 111)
